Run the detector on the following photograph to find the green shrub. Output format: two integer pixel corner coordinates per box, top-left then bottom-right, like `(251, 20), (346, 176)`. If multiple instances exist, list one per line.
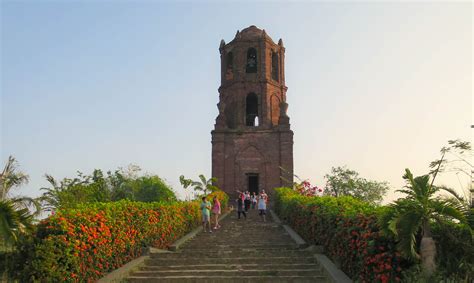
(275, 187), (474, 282)
(207, 189), (229, 209)
(16, 190), (228, 282)
(118, 176), (177, 203)
(274, 187), (402, 282)
(432, 222), (474, 281)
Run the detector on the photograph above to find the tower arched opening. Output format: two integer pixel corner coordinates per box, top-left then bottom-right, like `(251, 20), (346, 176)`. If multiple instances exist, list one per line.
(246, 93), (258, 126)
(246, 48), (257, 73)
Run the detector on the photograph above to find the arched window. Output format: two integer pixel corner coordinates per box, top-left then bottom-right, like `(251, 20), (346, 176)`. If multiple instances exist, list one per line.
(271, 52), (279, 81)
(246, 48), (257, 73)
(225, 52), (233, 80)
(246, 93), (258, 126)
(226, 52), (233, 70)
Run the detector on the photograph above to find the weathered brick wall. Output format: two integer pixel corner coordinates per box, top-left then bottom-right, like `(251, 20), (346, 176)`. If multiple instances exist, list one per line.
(212, 26), (293, 198)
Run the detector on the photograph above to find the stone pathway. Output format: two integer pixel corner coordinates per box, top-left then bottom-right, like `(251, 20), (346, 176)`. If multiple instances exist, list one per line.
(127, 207), (329, 282)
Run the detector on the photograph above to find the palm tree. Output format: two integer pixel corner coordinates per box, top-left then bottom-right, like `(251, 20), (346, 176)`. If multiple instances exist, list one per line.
(0, 156), (38, 248)
(38, 174), (64, 212)
(379, 169), (466, 277)
(0, 199), (35, 248)
(0, 156), (29, 200)
(179, 174), (219, 197)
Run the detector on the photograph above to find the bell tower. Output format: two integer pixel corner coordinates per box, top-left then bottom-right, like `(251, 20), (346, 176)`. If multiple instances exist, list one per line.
(211, 25), (293, 197)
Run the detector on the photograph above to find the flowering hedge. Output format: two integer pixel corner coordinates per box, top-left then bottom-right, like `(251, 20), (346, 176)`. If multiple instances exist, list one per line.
(20, 191), (229, 282)
(274, 187), (402, 282)
(208, 189), (229, 208)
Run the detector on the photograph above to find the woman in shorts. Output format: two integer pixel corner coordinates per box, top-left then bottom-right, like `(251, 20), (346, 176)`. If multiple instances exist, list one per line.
(212, 196), (221, 230)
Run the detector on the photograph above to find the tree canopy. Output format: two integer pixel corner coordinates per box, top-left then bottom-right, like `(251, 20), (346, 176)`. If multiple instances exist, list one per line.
(39, 166), (176, 211)
(324, 166), (389, 204)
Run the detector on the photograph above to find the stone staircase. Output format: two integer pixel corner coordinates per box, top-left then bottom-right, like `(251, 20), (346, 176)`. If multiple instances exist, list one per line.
(127, 208), (329, 282)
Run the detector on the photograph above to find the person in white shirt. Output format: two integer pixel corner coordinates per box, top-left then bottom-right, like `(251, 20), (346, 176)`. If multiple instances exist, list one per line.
(251, 192), (257, 209)
(261, 190), (268, 204)
(257, 194), (267, 222)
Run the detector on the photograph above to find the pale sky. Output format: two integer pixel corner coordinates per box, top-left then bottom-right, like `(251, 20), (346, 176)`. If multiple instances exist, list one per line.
(1, 1), (472, 202)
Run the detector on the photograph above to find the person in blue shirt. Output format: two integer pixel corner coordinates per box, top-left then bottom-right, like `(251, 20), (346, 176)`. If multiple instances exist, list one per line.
(201, 196), (212, 233)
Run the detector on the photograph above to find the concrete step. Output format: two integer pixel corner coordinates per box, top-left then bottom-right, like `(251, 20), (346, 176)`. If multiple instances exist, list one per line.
(180, 246), (299, 252)
(130, 269), (323, 277)
(174, 245), (303, 254)
(145, 256), (318, 265)
(149, 250), (313, 258)
(128, 275), (328, 283)
(184, 238), (294, 245)
(182, 243), (297, 249)
(140, 263), (321, 271)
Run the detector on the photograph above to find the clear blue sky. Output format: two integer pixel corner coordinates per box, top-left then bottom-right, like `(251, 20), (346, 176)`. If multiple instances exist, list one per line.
(1, 1), (472, 201)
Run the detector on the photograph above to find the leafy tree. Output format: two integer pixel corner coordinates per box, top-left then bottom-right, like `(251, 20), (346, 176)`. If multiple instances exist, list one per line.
(429, 139), (473, 209)
(39, 170), (110, 211)
(179, 175), (219, 197)
(127, 176), (176, 203)
(107, 164), (142, 201)
(429, 139), (471, 177)
(379, 168), (467, 277)
(324, 166), (389, 204)
(39, 166), (176, 210)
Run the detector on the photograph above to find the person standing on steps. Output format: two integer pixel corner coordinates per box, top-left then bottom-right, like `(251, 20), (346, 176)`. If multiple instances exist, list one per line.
(257, 193), (267, 222)
(261, 189), (269, 205)
(236, 193), (247, 220)
(235, 190), (245, 202)
(200, 196), (212, 233)
(251, 192), (257, 209)
(244, 191), (251, 212)
(212, 196), (221, 230)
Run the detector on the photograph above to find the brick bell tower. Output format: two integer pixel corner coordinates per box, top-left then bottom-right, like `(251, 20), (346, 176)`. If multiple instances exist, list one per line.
(211, 25), (293, 197)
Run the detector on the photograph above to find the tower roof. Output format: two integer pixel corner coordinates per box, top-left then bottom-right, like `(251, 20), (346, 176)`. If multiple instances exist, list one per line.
(232, 25), (275, 43)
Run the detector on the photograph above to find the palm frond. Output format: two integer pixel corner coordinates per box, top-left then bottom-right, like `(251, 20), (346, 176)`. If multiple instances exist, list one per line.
(0, 199), (34, 246)
(413, 174), (430, 198)
(0, 156), (30, 200)
(396, 209), (423, 261)
(438, 186), (466, 203)
(431, 199), (466, 222)
(191, 181), (202, 188)
(0, 200), (18, 244)
(44, 174), (58, 188)
(198, 175), (207, 186)
(378, 205), (400, 237)
(11, 196), (41, 216)
(396, 189), (417, 198)
(209, 177), (218, 185)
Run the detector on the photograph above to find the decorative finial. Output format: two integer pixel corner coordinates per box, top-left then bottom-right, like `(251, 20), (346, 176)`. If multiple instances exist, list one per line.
(262, 29), (267, 37)
(219, 39), (225, 50)
(278, 38), (284, 47)
(235, 30), (240, 38)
